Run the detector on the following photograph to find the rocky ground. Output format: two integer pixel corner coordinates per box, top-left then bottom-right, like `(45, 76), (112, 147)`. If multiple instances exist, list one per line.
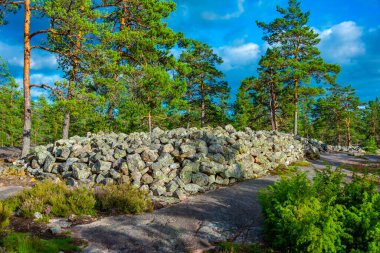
(72, 153), (380, 253)
(0, 139), (378, 252)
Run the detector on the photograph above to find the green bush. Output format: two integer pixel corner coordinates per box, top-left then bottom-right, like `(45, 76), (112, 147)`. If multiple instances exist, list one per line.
(4, 180), (97, 218)
(95, 184), (153, 214)
(0, 232), (80, 253)
(259, 168), (380, 252)
(0, 202), (11, 232)
(364, 137), (378, 154)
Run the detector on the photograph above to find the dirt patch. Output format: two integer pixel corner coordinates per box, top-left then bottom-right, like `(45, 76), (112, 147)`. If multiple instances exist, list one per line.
(0, 147), (36, 188)
(0, 146), (21, 160)
(10, 217), (53, 239)
(317, 153), (380, 167)
(315, 153), (380, 178)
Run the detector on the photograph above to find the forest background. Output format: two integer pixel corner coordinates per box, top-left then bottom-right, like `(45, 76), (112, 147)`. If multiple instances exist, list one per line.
(0, 0), (379, 156)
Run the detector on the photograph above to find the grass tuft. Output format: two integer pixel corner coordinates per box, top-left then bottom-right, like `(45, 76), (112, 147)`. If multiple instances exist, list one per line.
(290, 160), (311, 167)
(0, 232), (80, 253)
(215, 241), (273, 253)
(270, 164), (298, 175)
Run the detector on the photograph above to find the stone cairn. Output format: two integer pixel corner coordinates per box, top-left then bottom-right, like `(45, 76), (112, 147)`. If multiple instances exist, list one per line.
(23, 125), (321, 199)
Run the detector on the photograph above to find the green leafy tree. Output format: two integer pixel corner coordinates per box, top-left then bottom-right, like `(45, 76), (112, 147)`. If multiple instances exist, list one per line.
(256, 0), (340, 135)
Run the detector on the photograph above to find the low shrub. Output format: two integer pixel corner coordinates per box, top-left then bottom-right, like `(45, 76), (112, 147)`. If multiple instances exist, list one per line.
(0, 232), (80, 253)
(0, 202), (11, 232)
(4, 180), (96, 218)
(3, 180), (153, 222)
(364, 137), (378, 154)
(95, 184), (153, 214)
(259, 168), (380, 253)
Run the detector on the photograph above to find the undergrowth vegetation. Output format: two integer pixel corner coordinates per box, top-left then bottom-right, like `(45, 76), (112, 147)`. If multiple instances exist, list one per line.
(0, 180), (153, 252)
(215, 242), (274, 253)
(0, 232), (80, 253)
(259, 168), (380, 252)
(95, 184), (153, 214)
(2, 180), (153, 220)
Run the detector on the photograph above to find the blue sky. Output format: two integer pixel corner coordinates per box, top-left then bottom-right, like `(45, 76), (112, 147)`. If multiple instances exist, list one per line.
(0, 0), (379, 101)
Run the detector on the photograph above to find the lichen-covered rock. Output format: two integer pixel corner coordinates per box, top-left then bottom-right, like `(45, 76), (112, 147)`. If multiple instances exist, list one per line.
(191, 172), (209, 187)
(127, 154), (145, 171)
(92, 160), (112, 174)
(72, 163), (91, 180)
(224, 164), (242, 179)
(184, 184), (203, 194)
(23, 126), (340, 200)
(43, 154), (55, 173)
(141, 149), (159, 163)
(142, 173), (154, 184)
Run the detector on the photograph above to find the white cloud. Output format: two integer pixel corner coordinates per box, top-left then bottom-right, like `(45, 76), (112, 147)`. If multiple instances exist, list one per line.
(316, 21), (365, 64)
(30, 74), (61, 85)
(31, 54), (58, 70)
(217, 42), (261, 70)
(202, 0), (245, 20)
(15, 74), (62, 98)
(0, 41), (58, 70)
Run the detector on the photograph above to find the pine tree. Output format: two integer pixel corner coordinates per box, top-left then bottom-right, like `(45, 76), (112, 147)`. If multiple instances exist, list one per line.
(313, 84), (360, 146)
(88, 0), (184, 133)
(257, 0), (340, 135)
(179, 41), (226, 128)
(39, 0), (101, 139)
(0, 0), (75, 154)
(256, 48), (285, 131)
(364, 98), (380, 146)
(0, 57), (23, 146)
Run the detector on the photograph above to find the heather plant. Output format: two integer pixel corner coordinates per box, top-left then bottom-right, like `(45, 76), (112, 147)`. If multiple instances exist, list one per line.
(95, 184), (153, 215)
(3, 180), (153, 219)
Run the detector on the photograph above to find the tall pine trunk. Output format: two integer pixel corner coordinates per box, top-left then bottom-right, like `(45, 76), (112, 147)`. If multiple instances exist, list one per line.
(345, 119), (351, 147)
(148, 110), (152, 134)
(201, 81), (205, 128)
(269, 83), (277, 131)
(108, 104), (114, 122)
(62, 111), (70, 140)
(21, 0), (31, 157)
(186, 82), (191, 129)
(293, 79), (299, 136)
(62, 10), (82, 140)
(336, 120), (342, 146)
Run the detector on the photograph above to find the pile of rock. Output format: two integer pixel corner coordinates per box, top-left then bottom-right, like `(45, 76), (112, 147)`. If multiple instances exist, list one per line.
(299, 137), (365, 157)
(23, 126), (315, 199)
